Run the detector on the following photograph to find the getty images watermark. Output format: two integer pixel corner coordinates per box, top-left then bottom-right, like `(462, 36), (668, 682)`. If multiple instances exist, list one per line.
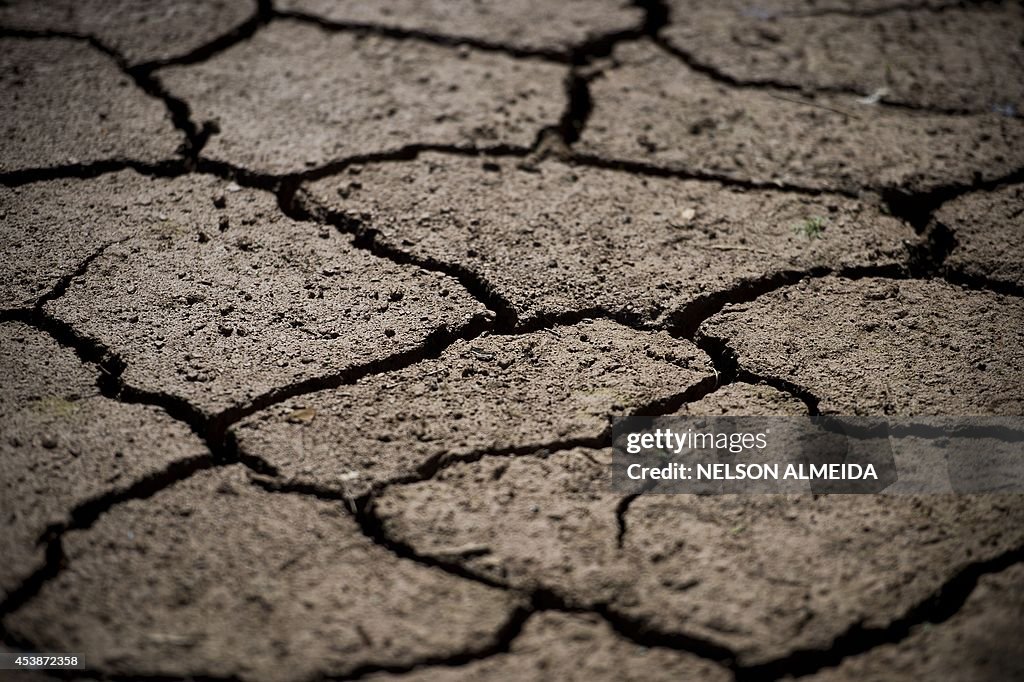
(611, 416), (1024, 494)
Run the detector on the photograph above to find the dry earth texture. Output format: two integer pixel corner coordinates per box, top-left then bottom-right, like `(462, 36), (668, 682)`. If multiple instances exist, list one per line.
(1, 0), (1023, 681)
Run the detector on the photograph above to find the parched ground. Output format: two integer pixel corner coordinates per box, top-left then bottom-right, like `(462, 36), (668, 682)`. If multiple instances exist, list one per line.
(1, 1), (1023, 681)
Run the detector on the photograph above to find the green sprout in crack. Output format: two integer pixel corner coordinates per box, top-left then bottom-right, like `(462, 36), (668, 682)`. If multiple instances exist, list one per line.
(794, 216), (826, 239)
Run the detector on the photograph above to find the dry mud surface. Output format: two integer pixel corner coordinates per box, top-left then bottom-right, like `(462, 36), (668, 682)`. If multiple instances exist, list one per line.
(156, 21), (566, 175)
(1, 1), (1023, 681)
(935, 183), (1024, 293)
(303, 154), (914, 326)
(0, 38), (182, 174)
(661, 0), (1024, 112)
(0, 0), (259, 67)
(579, 41), (1024, 194)
(277, 0), (644, 57)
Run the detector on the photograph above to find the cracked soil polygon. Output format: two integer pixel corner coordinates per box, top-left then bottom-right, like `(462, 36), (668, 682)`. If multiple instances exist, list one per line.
(662, 1), (1024, 112)
(620, 493), (1024, 666)
(0, 38), (182, 174)
(278, 0), (644, 57)
(579, 41), (1024, 193)
(806, 563), (1024, 681)
(700, 276), (1024, 415)
(303, 153), (916, 326)
(0, 0), (259, 67)
(935, 184), (1024, 292)
(41, 172), (486, 417)
(374, 448), (620, 596)
(156, 21), (566, 175)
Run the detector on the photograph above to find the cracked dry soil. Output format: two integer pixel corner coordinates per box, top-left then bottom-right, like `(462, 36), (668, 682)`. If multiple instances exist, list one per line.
(1, 1), (1023, 681)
